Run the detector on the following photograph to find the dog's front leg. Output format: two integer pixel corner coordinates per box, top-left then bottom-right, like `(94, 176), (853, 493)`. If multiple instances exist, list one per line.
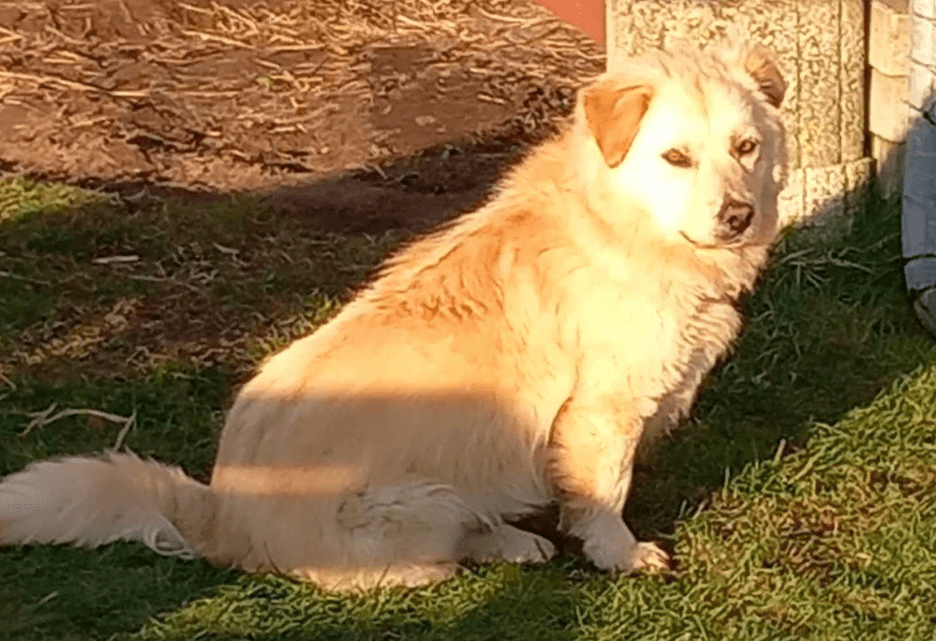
(547, 395), (670, 573)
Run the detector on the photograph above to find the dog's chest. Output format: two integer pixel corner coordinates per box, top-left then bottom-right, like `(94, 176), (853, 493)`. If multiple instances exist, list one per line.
(560, 276), (741, 394)
(682, 294), (742, 358)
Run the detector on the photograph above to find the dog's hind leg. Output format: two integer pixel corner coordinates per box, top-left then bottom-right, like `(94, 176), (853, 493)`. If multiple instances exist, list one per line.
(264, 480), (489, 590)
(458, 523), (556, 564)
(292, 559), (462, 591)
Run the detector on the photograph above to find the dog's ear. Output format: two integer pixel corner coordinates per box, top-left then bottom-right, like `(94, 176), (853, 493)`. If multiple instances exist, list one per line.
(581, 78), (654, 168)
(743, 46), (786, 108)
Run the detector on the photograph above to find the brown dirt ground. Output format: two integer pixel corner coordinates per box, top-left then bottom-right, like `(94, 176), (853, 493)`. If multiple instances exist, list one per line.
(0, 0), (605, 234)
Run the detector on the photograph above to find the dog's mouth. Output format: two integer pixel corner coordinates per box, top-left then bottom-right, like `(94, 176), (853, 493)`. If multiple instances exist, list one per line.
(679, 231), (746, 250)
(680, 226), (763, 251)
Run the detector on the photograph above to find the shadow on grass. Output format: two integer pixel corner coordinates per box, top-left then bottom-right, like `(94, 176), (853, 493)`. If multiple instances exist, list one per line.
(1, 110), (935, 640)
(626, 192), (924, 541)
(624, 96), (936, 544)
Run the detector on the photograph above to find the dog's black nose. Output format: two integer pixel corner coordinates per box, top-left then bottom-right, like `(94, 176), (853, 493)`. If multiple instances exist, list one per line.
(718, 200), (754, 237)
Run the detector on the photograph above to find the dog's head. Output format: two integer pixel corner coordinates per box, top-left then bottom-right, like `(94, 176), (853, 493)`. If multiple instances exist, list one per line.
(577, 44), (789, 250)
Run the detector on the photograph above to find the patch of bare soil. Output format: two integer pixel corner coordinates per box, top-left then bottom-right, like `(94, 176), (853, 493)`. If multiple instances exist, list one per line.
(0, 0), (604, 233)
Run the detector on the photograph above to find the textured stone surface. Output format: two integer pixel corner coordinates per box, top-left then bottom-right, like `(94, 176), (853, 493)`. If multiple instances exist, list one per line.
(804, 164), (848, 230)
(872, 135), (907, 196)
(870, 0), (912, 76)
(911, 9), (936, 66)
(841, 0), (870, 161)
(870, 67), (912, 141)
(799, 0), (844, 167)
(880, 0), (909, 10)
(909, 60), (936, 109)
(912, 0), (935, 21)
(778, 158), (872, 234)
(845, 157), (875, 218)
(912, 287), (936, 336)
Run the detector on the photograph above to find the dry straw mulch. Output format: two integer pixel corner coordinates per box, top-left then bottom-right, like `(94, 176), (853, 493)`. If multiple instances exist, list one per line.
(0, 0), (605, 193)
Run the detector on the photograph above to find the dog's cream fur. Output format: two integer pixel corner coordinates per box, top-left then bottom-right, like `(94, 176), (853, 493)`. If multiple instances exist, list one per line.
(0, 43), (788, 591)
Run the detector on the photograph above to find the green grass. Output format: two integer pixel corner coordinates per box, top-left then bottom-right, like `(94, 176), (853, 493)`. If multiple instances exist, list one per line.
(1, 176), (935, 640)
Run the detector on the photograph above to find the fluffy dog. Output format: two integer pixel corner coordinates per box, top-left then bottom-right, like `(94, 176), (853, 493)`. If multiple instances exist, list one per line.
(0, 42), (788, 590)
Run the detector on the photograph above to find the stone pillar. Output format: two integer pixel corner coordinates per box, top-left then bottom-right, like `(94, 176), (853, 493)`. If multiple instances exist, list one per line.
(869, 0), (911, 197)
(606, 0), (872, 234)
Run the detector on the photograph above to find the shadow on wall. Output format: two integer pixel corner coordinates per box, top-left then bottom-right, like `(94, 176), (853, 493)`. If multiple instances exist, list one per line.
(901, 92), (936, 336)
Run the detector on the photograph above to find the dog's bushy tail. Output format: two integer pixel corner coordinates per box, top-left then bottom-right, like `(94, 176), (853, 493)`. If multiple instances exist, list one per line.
(0, 451), (211, 558)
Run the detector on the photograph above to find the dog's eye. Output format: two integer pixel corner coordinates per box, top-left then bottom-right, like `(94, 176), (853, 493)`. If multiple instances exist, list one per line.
(736, 139), (758, 156)
(662, 149), (693, 168)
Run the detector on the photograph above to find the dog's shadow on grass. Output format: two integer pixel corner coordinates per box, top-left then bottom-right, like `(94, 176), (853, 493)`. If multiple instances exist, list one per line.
(623, 94), (936, 554)
(625, 193), (923, 549)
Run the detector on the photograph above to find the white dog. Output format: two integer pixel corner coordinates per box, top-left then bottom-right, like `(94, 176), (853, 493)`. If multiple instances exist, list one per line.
(0, 42), (788, 591)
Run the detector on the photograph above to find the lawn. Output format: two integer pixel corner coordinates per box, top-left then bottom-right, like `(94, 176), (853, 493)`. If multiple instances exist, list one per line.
(1, 176), (935, 640)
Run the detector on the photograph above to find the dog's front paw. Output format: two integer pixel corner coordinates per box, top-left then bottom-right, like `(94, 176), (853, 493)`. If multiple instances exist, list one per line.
(579, 515), (671, 575)
(629, 541), (670, 574)
(584, 537), (671, 574)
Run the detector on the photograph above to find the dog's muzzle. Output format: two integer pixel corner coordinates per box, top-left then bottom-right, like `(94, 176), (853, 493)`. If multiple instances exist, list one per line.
(716, 199), (754, 240)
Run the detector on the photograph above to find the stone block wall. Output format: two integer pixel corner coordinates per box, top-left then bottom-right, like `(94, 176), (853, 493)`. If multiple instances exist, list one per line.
(908, 0), (936, 109)
(606, 0), (872, 234)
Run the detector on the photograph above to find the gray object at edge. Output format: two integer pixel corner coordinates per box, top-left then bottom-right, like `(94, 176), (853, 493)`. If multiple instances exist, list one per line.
(903, 1), (936, 337)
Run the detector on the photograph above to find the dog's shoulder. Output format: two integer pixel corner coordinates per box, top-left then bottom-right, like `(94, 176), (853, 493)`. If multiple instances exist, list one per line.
(356, 188), (562, 324)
